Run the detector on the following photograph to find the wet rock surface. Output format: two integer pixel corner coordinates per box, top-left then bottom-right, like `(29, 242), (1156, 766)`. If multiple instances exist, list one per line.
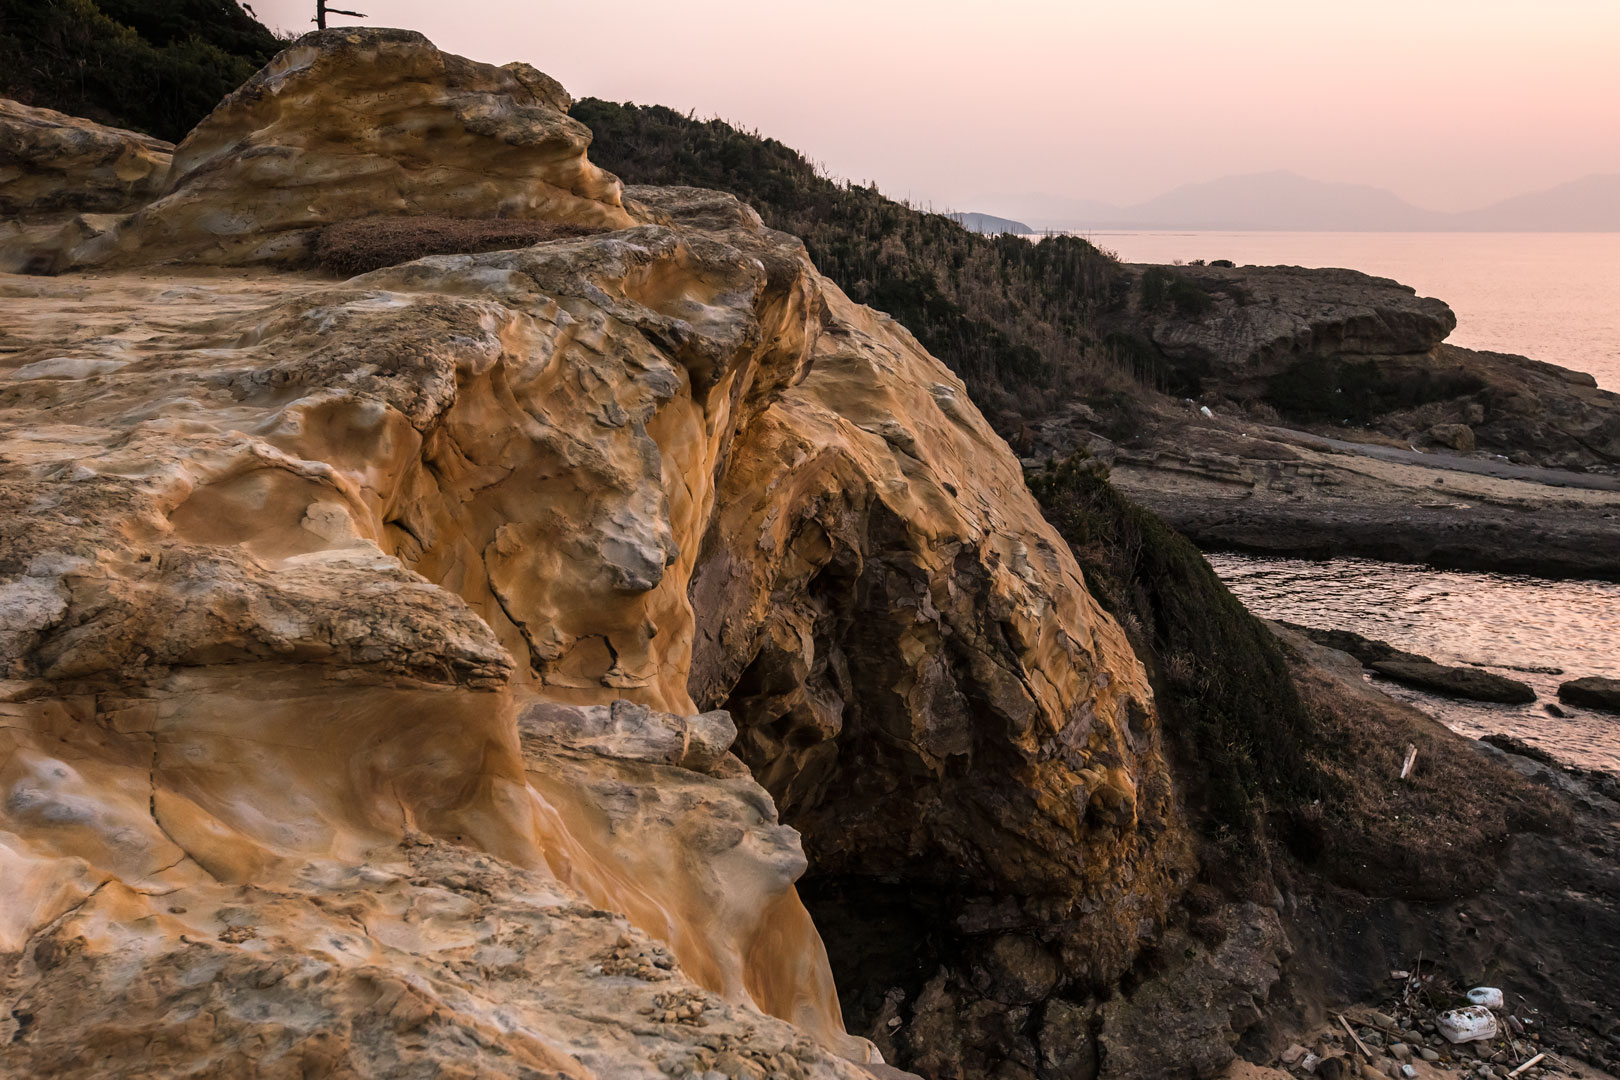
(1276, 623), (1431, 668)
(1369, 661), (1537, 704)
(1558, 677), (1620, 714)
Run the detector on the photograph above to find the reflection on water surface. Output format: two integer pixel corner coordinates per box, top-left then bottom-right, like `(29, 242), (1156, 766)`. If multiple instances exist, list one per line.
(1207, 553), (1620, 771)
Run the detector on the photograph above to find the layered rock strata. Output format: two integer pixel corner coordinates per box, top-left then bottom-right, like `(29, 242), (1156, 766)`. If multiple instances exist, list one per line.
(4, 28), (634, 273)
(0, 98), (173, 217)
(1107, 263), (1620, 474)
(0, 29), (1186, 1077)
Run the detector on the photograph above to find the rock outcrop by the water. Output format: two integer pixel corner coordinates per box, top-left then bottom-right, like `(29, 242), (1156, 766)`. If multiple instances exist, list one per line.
(1559, 677), (1620, 714)
(1275, 622), (1430, 668)
(1371, 660), (1537, 704)
(0, 29), (1191, 1078)
(1108, 262), (1620, 474)
(1118, 263), (1456, 398)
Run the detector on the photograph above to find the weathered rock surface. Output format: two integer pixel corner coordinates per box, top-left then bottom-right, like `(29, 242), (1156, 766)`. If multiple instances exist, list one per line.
(1275, 622), (1430, 668)
(1106, 263), (1620, 474)
(1096, 904), (1289, 1080)
(1116, 263), (1456, 397)
(5, 28), (634, 273)
(1559, 677), (1620, 714)
(1035, 401), (1620, 580)
(0, 28), (1183, 1078)
(1370, 661), (1537, 704)
(0, 98), (173, 217)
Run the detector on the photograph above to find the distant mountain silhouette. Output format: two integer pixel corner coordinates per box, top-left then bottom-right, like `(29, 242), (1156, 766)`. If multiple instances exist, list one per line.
(1449, 174), (1620, 231)
(990, 171), (1620, 232)
(947, 212), (1034, 235)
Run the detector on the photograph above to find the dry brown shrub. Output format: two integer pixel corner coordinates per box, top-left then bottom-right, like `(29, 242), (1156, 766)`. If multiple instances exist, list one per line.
(313, 216), (608, 276)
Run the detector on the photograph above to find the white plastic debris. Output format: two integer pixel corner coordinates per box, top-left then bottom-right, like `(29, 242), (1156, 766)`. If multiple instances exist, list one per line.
(1438, 1004), (1499, 1044)
(1199, 405), (1214, 419)
(1468, 986), (1506, 1010)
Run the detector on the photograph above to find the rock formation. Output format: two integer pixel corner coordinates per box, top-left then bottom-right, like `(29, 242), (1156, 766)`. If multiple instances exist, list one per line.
(1558, 676), (1620, 714)
(4, 28), (633, 273)
(1107, 263), (1620, 473)
(0, 98), (173, 218)
(1119, 263), (1457, 398)
(0, 29), (1190, 1077)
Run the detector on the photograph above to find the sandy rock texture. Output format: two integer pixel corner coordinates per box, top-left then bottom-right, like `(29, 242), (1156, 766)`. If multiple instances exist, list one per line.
(7, 28), (634, 273)
(0, 98), (173, 218)
(0, 28), (1177, 1078)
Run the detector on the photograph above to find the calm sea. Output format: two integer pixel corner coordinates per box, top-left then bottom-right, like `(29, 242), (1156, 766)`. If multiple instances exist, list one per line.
(1077, 231), (1620, 391)
(1209, 554), (1620, 772)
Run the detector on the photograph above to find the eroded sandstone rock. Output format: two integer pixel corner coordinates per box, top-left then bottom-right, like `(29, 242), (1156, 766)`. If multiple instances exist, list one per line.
(0, 28), (1185, 1077)
(0, 99), (173, 217)
(11, 28), (634, 272)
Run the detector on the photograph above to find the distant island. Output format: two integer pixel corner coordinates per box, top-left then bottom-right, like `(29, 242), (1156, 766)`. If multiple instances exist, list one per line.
(987, 170), (1620, 232)
(946, 211), (1034, 235)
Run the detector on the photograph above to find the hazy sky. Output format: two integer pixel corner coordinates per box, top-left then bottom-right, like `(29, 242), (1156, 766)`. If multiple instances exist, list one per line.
(250, 0), (1620, 215)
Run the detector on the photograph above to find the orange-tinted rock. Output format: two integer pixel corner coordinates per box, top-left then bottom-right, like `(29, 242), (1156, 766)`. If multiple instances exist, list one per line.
(0, 28), (1185, 1078)
(0, 99), (172, 218)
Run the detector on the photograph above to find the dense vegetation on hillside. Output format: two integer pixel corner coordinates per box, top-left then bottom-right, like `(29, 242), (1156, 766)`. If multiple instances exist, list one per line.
(1029, 454), (1321, 846)
(0, 0), (281, 141)
(572, 99), (1135, 426)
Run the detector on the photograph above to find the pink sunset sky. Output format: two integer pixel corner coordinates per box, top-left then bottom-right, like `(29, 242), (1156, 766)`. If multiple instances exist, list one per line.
(249, 0), (1620, 216)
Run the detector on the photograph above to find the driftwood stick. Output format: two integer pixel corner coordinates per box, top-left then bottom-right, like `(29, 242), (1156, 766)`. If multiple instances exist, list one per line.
(1508, 1052), (1545, 1077)
(1400, 743), (1419, 780)
(1338, 1014), (1374, 1062)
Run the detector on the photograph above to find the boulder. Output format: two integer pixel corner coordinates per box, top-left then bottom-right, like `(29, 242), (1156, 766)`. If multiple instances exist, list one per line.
(1276, 621), (1431, 667)
(1428, 422), (1476, 452)
(15, 28), (635, 271)
(1371, 661), (1536, 704)
(0, 98), (172, 217)
(1558, 676), (1620, 713)
(1114, 262), (1457, 397)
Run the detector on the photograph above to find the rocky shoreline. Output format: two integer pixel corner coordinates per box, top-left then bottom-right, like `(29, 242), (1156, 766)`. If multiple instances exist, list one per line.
(1, 26), (1618, 1080)
(1015, 259), (1620, 580)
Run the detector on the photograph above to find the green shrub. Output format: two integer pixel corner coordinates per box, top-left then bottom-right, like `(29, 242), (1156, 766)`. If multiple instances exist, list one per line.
(570, 98), (1132, 425)
(0, 0), (281, 141)
(1140, 266), (1216, 317)
(1028, 455), (1322, 844)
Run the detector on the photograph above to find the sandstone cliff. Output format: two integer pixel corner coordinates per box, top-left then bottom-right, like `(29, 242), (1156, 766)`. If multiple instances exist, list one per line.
(0, 29), (1194, 1078)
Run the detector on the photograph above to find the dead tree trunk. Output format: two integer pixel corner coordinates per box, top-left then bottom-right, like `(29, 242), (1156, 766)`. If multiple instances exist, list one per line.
(315, 1), (368, 29)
